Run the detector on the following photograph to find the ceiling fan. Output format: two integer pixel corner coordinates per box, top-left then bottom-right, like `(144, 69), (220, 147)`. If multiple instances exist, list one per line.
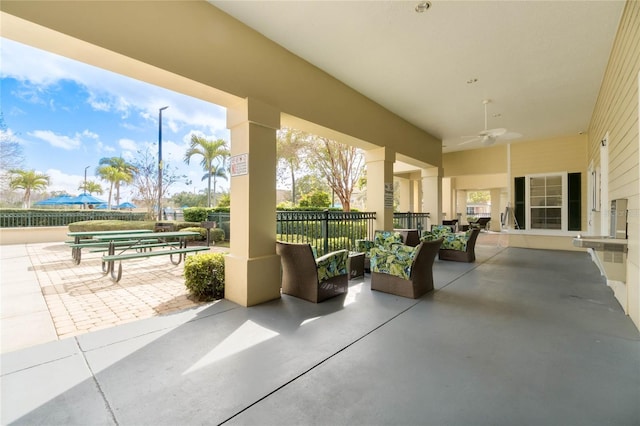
(460, 100), (521, 146)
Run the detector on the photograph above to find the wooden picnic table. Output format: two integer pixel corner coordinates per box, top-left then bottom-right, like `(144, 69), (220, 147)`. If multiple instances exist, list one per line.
(67, 229), (154, 264)
(92, 231), (209, 282)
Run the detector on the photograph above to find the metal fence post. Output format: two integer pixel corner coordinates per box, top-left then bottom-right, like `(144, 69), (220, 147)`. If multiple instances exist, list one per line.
(323, 209), (329, 254)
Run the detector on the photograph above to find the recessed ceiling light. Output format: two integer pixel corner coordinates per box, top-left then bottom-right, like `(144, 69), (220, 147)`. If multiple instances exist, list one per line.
(466, 78), (478, 84)
(415, 1), (431, 13)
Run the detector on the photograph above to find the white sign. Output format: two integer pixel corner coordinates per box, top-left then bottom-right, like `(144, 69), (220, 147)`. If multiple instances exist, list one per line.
(230, 153), (249, 177)
(384, 182), (394, 209)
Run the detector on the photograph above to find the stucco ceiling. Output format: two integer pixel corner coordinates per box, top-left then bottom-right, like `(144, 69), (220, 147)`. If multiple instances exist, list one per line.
(209, 0), (624, 153)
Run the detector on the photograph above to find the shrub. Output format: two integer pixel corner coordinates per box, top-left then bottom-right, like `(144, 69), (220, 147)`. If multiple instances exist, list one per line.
(184, 253), (225, 301)
(183, 207), (208, 222)
(210, 228), (225, 242)
(180, 227), (207, 241)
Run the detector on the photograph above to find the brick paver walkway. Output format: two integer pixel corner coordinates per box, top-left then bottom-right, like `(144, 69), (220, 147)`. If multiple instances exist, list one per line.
(25, 242), (225, 340)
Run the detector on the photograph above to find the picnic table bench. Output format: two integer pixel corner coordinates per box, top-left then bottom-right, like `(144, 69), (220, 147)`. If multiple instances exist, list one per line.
(67, 229), (154, 264)
(91, 231), (210, 282)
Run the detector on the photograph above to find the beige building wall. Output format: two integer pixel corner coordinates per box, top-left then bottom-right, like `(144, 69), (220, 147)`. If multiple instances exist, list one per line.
(511, 134), (588, 232)
(587, 0), (640, 329)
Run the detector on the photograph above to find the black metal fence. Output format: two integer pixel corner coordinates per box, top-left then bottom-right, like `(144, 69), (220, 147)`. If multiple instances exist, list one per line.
(0, 210), (146, 228)
(275, 211), (430, 256)
(276, 210), (376, 255)
(393, 212), (430, 233)
(2, 209), (432, 256)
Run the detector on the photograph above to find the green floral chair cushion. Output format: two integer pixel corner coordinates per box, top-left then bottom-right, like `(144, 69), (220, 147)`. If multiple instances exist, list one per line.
(316, 249), (348, 283)
(370, 244), (417, 280)
(421, 225), (453, 242)
(356, 231), (404, 260)
(422, 228), (472, 251)
(374, 231), (403, 248)
(355, 239), (375, 255)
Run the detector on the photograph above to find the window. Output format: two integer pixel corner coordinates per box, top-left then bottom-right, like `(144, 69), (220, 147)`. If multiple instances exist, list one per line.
(529, 175), (563, 229)
(513, 172), (581, 232)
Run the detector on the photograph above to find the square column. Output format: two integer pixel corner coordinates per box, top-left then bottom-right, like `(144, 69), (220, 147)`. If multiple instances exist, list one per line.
(490, 188), (503, 231)
(421, 167), (443, 227)
(226, 98), (281, 306)
(365, 147), (395, 231)
(456, 190), (468, 225)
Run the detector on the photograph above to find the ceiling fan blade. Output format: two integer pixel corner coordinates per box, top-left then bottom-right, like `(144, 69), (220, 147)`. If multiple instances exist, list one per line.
(480, 128), (507, 137)
(499, 131), (522, 141)
(459, 137), (481, 146)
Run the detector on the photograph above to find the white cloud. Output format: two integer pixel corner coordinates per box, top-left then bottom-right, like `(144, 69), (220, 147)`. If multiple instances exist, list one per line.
(30, 130), (81, 150)
(29, 129), (101, 151)
(119, 138), (138, 152)
(44, 169), (83, 194)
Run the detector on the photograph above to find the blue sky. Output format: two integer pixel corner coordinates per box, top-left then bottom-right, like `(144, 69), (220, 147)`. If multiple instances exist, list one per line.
(1, 37), (230, 202)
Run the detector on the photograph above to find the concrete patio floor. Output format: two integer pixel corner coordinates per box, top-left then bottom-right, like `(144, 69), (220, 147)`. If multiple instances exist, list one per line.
(1, 236), (638, 425)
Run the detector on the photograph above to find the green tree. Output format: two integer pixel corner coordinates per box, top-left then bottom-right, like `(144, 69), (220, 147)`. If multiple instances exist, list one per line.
(216, 192), (230, 208)
(298, 190), (331, 208)
(78, 180), (103, 195)
(184, 135), (229, 207)
(9, 169), (50, 208)
(97, 157), (137, 208)
(296, 174), (330, 199)
(467, 191), (491, 204)
(96, 157), (137, 208)
(306, 136), (364, 211)
(131, 148), (184, 219)
(277, 128), (309, 204)
(171, 191), (208, 208)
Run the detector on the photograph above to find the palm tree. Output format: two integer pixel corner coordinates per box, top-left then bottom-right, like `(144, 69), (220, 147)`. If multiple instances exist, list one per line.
(97, 157), (137, 208)
(78, 180), (103, 195)
(9, 169), (50, 208)
(201, 163), (228, 206)
(184, 136), (229, 207)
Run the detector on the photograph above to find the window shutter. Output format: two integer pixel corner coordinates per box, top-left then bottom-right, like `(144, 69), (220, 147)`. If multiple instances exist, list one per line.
(568, 172), (581, 231)
(514, 177), (525, 229)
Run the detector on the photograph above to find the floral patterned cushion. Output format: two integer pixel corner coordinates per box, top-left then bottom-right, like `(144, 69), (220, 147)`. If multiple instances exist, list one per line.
(356, 231), (403, 259)
(370, 244), (417, 280)
(441, 233), (468, 251)
(355, 239), (375, 256)
(421, 225), (453, 242)
(374, 231), (404, 248)
(316, 249), (348, 283)
(422, 227), (472, 251)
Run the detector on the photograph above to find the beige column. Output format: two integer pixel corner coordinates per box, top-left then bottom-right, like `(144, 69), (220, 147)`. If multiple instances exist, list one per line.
(365, 147), (395, 231)
(396, 177), (411, 212)
(456, 190), (468, 225)
(490, 188), (502, 231)
(422, 167), (443, 227)
(225, 98), (281, 306)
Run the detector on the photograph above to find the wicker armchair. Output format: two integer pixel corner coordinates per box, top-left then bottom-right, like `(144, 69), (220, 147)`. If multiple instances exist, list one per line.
(355, 230), (405, 271)
(369, 239), (442, 299)
(276, 241), (349, 303)
(421, 227), (481, 263)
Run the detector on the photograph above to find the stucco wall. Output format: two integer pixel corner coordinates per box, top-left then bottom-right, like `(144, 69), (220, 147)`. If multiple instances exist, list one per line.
(0, 227), (68, 245)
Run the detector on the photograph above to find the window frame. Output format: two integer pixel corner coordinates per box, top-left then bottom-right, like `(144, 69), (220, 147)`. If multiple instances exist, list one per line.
(525, 172), (568, 232)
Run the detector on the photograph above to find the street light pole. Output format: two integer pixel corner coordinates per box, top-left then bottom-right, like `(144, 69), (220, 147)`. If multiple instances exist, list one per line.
(158, 106), (169, 221)
(84, 166), (90, 192)
(84, 165), (90, 210)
